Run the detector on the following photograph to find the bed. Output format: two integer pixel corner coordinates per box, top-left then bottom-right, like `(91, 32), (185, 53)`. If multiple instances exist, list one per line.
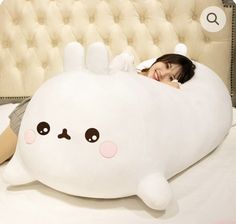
(0, 0), (236, 223)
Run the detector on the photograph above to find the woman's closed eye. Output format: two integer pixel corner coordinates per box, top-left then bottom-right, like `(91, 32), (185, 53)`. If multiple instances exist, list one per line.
(166, 63), (171, 69)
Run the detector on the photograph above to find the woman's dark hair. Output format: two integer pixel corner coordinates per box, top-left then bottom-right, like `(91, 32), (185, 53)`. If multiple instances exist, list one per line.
(141, 54), (196, 84)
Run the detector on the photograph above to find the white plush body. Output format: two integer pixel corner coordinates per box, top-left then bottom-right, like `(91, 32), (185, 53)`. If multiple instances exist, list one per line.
(3, 43), (232, 210)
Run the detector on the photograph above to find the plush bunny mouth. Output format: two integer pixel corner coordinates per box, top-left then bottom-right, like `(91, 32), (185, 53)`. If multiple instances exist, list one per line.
(58, 128), (71, 140)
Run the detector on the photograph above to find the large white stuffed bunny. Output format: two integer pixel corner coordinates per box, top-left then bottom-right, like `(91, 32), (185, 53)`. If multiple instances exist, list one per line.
(3, 42), (232, 210)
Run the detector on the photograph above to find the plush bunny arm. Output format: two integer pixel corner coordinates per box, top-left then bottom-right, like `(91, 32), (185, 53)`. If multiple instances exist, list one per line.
(137, 173), (172, 210)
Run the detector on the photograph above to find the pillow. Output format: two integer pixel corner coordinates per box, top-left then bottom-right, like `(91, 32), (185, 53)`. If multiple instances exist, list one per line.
(3, 42), (232, 210)
(136, 57), (156, 72)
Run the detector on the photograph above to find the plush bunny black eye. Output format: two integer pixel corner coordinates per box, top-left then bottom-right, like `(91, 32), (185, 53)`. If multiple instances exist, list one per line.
(37, 122), (50, 135)
(85, 128), (100, 143)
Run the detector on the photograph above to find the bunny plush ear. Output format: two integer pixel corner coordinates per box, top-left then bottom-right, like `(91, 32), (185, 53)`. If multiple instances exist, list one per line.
(174, 43), (187, 56)
(63, 42), (85, 72)
(85, 42), (109, 75)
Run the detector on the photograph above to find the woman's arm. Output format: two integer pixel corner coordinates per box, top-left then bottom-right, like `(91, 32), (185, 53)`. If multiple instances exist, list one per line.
(0, 126), (17, 164)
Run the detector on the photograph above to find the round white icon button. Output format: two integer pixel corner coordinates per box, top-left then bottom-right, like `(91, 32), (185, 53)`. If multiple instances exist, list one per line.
(200, 6), (226, 32)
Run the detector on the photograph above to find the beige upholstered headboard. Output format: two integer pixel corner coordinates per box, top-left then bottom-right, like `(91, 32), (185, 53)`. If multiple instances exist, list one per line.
(0, 0), (234, 104)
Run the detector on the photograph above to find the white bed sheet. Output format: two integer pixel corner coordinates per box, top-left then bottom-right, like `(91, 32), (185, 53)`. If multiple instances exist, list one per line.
(0, 104), (236, 224)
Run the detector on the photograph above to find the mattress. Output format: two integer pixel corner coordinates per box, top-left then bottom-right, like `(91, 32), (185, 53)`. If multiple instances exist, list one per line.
(0, 104), (236, 224)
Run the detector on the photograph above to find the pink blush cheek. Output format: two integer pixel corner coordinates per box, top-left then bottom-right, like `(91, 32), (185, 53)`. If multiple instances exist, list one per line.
(99, 141), (118, 158)
(24, 130), (36, 144)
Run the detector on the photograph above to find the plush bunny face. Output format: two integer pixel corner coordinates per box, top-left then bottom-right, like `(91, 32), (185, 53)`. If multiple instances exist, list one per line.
(19, 71), (164, 196)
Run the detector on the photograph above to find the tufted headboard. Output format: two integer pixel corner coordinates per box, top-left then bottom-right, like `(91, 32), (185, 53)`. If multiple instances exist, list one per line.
(0, 0), (235, 105)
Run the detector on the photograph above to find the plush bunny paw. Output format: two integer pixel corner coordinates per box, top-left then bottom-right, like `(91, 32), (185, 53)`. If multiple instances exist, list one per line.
(137, 173), (172, 210)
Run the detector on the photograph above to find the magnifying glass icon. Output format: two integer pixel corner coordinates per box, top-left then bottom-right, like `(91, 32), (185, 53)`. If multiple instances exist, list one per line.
(200, 6), (226, 32)
(206, 12), (219, 25)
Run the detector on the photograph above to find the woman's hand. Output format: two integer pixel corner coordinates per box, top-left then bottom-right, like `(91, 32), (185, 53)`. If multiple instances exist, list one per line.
(161, 80), (180, 89)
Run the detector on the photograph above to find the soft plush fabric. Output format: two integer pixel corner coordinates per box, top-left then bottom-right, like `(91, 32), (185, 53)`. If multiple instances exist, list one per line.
(3, 42), (232, 210)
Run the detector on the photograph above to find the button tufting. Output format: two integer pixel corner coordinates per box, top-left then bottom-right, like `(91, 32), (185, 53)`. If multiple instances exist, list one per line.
(77, 38), (83, 44)
(166, 14), (171, 21)
(12, 17), (20, 25)
(0, 0), (231, 99)
(27, 39), (34, 48)
(192, 13), (198, 20)
(89, 15), (95, 23)
(16, 62), (24, 70)
(51, 38), (58, 47)
(42, 62), (48, 69)
(3, 40), (10, 48)
(154, 38), (159, 44)
(204, 36), (210, 43)
(114, 15), (119, 23)
(38, 16), (45, 25)
(178, 36), (185, 42)
(127, 38), (133, 45)
(139, 15), (145, 23)
(104, 38), (109, 45)
(63, 16), (70, 24)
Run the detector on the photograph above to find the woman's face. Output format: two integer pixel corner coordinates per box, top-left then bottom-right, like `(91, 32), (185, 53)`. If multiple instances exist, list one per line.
(148, 62), (182, 82)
